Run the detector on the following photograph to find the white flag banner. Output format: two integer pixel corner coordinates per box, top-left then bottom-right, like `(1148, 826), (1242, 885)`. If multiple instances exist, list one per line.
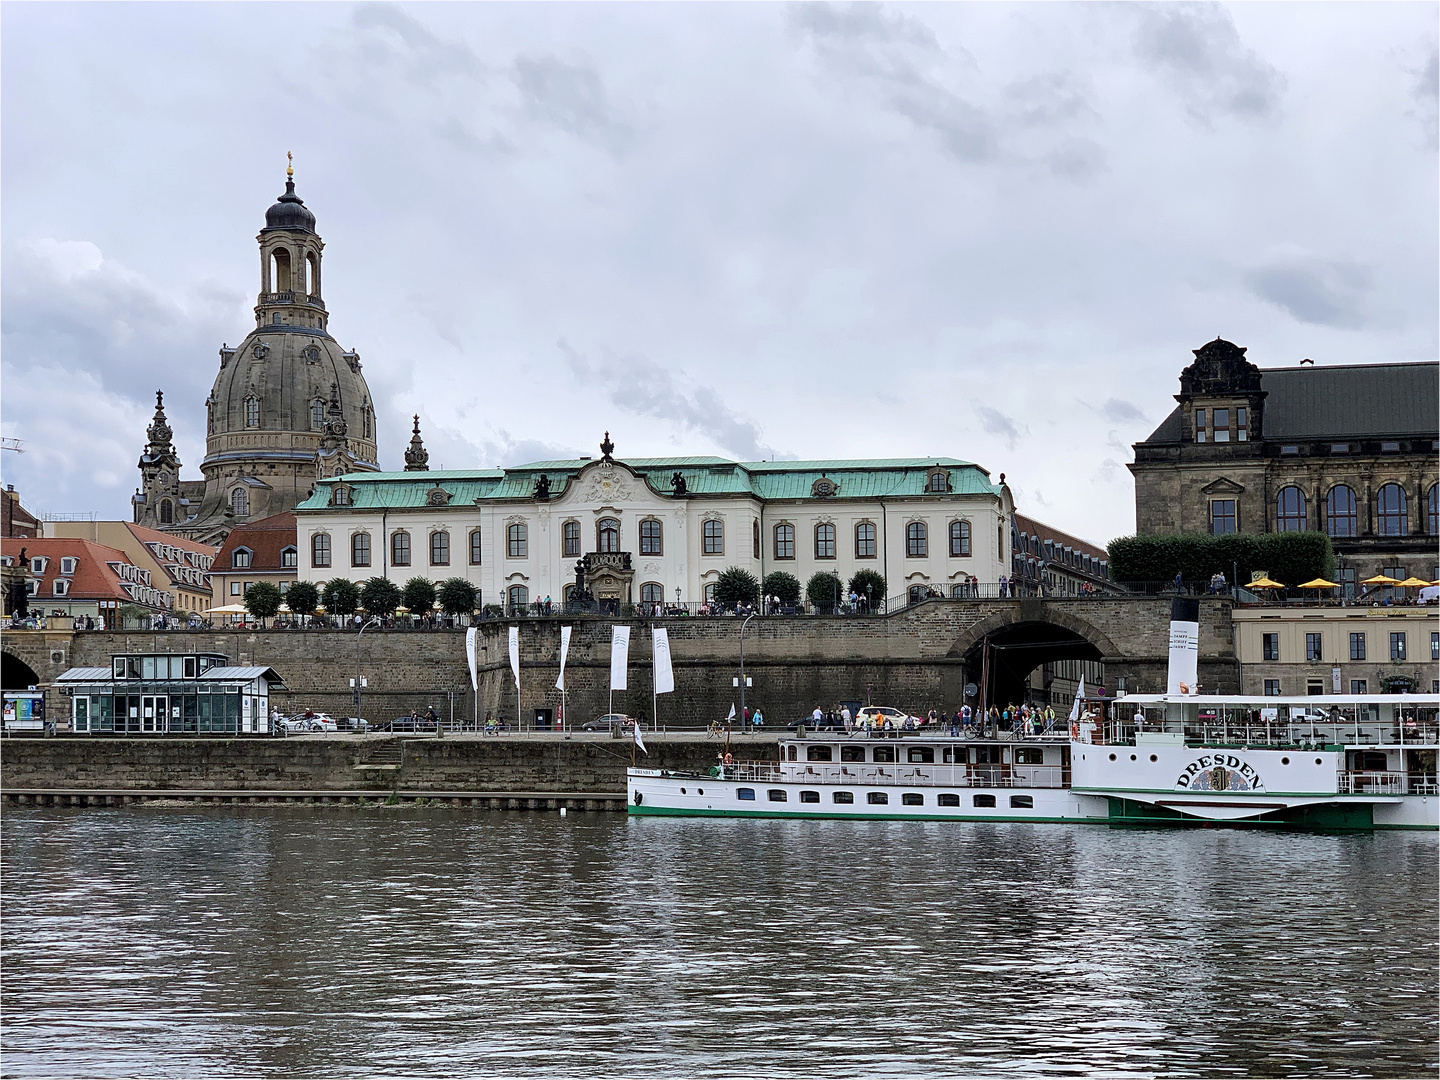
(632, 721), (648, 756)
(726, 702), (736, 720)
(556, 625), (572, 691)
(508, 626), (520, 689)
(610, 625), (630, 691)
(1069, 676), (1086, 724)
(652, 627), (674, 695)
(465, 627), (479, 692)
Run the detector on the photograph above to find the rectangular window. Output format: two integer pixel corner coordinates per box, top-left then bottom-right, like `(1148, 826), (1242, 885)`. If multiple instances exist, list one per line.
(280, 548), (298, 569)
(1213, 407), (1230, 442)
(1280, 445), (1299, 456)
(639, 519), (663, 556)
(1010, 795), (1034, 809)
(1262, 633), (1279, 661)
(702, 519), (723, 556)
(773, 524), (794, 560)
(799, 790), (821, 803)
(1390, 632), (1407, 661)
(1331, 443), (1348, 454)
(351, 533), (371, 567)
(430, 531), (449, 566)
(736, 788), (755, 801)
(391, 532), (411, 567)
(1305, 633), (1322, 662)
(814, 523), (835, 559)
(973, 794), (996, 808)
(1210, 500), (1237, 535)
(950, 520), (971, 557)
(1264, 679), (1281, 696)
(311, 533), (331, 568)
(230, 582), (242, 596)
(470, 530), (483, 566)
(1381, 441), (1400, 452)
(901, 793), (923, 806)
(855, 522), (876, 559)
(1236, 407), (1247, 441)
(906, 522), (927, 557)
(767, 789), (788, 802)
(1349, 632), (1366, 660)
(1195, 408), (1206, 442)
(1307, 679), (1324, 696)
(937, 793), (960, 807)
(840, 746), (865, 763)
(507, 524), (527, 559)
(1350, 679), (1367, 695)
(562, 521), (580, 558)
(867, 792), (889, 805)
(1432, 632), (1438, 661)
(832, 791), (854, 804)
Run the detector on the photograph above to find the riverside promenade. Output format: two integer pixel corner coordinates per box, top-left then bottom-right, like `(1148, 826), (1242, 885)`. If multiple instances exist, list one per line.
(0, 731), (778, 812)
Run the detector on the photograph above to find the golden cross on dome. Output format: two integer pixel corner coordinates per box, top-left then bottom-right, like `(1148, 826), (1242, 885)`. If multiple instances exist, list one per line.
(286, 151), (293, 178)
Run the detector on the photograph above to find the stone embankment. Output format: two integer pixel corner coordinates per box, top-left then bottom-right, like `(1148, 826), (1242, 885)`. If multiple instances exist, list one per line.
(0, 732), (778, 812)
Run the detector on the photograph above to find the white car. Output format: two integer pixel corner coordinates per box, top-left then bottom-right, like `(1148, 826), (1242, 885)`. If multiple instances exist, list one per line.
(855, 706), (928, 730)
(283, 712), (338, 733)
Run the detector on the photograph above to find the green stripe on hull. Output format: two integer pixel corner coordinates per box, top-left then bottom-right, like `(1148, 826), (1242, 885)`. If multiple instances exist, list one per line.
(628, 805), (1106, 824)
(1104, 797), (1378, 832)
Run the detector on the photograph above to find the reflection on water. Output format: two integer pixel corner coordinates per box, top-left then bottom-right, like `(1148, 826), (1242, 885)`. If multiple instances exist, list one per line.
(2, 808), (1436, 1078)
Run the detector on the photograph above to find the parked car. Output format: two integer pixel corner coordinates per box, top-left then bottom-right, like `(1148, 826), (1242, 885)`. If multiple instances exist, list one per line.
(282, 711), (338, 733)
(335, 716), (371, 732)
(582, 713), (636, 732)
(855, 706), (927, 730)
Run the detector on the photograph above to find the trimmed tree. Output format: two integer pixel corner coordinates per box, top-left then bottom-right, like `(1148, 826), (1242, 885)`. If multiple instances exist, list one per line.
(848, 569), (887, 610)
(360, 577), (401, 617)
(806, 571), (844, 612)
(714, 566), (760, 606)
(243, 582), (282, 625)
(1107, 532), (1334, 587)
(762, 571), (801, 607)
(438, 578), (479, 617)
(321, 578), (359, 618)
(285, 580), (320, 621)
(402, 576), (436, 617)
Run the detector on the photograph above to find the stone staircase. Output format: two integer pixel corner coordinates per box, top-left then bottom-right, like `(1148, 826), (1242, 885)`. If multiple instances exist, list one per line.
(353, 738), (405, 776)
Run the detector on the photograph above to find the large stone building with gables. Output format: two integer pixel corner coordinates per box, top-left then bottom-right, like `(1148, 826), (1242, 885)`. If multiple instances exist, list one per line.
(1130, 339), (1439, 590)
(291, 434), (1016, 611)
(133, 162), (379, 545)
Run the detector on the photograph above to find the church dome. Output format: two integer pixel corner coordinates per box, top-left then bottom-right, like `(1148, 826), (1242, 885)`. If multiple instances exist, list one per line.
(263, 179), (316, 234)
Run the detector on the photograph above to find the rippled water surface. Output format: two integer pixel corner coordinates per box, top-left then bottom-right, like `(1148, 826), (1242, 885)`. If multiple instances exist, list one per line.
(2, 808), (1436, 1079)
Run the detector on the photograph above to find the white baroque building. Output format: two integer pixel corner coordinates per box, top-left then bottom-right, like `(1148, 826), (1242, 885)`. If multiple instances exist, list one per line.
(292, 439), (1015, 610)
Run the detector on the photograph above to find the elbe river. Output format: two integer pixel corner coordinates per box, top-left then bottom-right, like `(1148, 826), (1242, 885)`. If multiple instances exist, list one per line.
(2, 808), (1435, 1079)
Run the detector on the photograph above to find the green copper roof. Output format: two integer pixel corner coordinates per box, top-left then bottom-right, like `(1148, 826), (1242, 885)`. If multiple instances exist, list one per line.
(296, 456), (1000, 511)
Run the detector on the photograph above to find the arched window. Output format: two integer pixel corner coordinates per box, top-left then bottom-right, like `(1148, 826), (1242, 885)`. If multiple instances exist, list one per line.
(232, 548), (252, 569)
(230, 487), (249, 516)
(598, 518), (620, 553)
(704, 582), (718, 603)
(507, 585), (529, 612)
(311, 533), (332, 568)
(158, 499), (173, 525)
(752, 520), (761, 559)
(430, 531), (450, 566)
(244, 396), (260, 428)
(950, 584), (967, 598)
(280, 546), (298, 569)
(272, 248), (292, 292)
(773, 523), (795, 560)
(906, 522), (927, 557)
(640, 582), (664, 605)
(562, 521), (580, 558)
(1428, 484), (1438, 536)
(469, 529), (483, 565)
(351, 532), (371, 567)
(949, 520), (971, 557)
(703, 519), (723, 555)
(507, 523), (528, 558)
(311, 401), (325, 429)
(1326, 486), (1357, 538)
(639, 519), (663, 556)
(1376, 483), (1408, 536)
(306, 252), (319, 297)
(908, 585), (927, 605)
(362, 408), (372, 439)
(928, 470), (949, 493)
(855, 522), (876, 558)
(391, 531), (411, 566)
(814, 523), (836, 559)
(1276, 486), (1307, 532)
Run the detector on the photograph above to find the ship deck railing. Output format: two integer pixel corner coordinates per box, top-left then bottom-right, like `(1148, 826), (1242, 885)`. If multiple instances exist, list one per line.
(714, 763), (1067, 789)
(1096, 722), (1440, 749)
(1337, 771), (1438, 795)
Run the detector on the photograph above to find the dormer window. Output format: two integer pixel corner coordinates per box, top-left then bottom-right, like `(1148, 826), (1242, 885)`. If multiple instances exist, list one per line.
(330, 485), (351, 507)
(280, 547), (298, 569)
(230, 487), (249, 516)
(59, 557), (78, 576)
(928, 470), (950, 493)
(232, 548), (252, 569)
(29, 557), (47, 574)
(53, 580), (69, 597)
(1212, 408), (1230, 442)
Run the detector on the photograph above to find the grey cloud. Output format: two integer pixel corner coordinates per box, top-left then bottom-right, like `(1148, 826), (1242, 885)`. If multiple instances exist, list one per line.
(512, 55), (633, 155)
(1244, 259), (1372, 329)
(1131, 2), (1284, 123)
(975, 405), (1028, 451)
(480, 430), (580, 469)
(561, 340), (781, 462)
(349, 4), (487, 83)
(1099, 398), (1145, 423)
(1003, 72), (1097, 127)
(1096, 458), (1122, 482)
(1411, 48), (1438, 149)
(1044, 138), (1107, 180)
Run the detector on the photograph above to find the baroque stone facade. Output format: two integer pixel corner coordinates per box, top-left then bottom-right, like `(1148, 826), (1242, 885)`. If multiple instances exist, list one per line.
(134, 164), (379, 546)
(1130, 339), (1439, 588)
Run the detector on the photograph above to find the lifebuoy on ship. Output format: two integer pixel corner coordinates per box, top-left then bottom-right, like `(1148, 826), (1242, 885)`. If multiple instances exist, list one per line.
(723, 753), (733, 765)
(1070, 722), (1079, 741)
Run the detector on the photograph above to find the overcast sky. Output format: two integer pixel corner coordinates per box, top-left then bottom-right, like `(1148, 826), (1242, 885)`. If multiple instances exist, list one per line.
(3, 2), (1435, 546)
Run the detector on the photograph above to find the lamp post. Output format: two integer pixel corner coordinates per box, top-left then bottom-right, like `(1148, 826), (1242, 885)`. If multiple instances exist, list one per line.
(676, 586), (682, 613)
(865, 584), (873, 615)
(739, 611), (756, 724)
(833, 570), (841, 614)
(354, 616), (380, 727)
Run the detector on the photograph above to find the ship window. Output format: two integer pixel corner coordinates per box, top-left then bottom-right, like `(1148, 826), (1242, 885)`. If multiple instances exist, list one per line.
(1016, 748), (1044, 765)
(901, 793), (923, 806)
(907, 747), (934, 763)
(806, 746), (832, 762)
(736, 788), (755, 801)
(840, 746), (866, 763)
(937, 793), (960, 807)
(867, 792), (889, 805)
(766, 789), (788, 802)
(871, 746), (895, 763)
(832, 791), (854, 804)
(1010, 795), (1034, 809)
(973, 794), (997, 808)
(799, 790), (820, 803)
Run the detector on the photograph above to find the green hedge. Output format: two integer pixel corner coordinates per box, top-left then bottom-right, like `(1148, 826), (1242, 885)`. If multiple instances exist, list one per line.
(1107, 532), (1335, 586)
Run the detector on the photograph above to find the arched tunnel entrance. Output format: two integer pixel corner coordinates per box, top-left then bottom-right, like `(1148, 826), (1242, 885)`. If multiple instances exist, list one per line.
(949, 604), (1119, 713)
(2, 651), (41, 692)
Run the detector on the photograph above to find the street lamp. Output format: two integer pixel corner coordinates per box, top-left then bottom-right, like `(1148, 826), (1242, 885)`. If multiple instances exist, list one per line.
(865, 584), (873, 615)
(676, 586), (682, 612)
(354, 616), (380, 728)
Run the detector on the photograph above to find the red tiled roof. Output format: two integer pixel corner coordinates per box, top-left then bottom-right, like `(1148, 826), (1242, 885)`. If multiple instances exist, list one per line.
(2, 538), (158, 605)
(124, 522), (217, 558)
(214, 512), (298, 573)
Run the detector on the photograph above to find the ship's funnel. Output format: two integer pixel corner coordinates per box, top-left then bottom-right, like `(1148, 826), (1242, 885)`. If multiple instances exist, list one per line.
(1167, 597), (1200, 695)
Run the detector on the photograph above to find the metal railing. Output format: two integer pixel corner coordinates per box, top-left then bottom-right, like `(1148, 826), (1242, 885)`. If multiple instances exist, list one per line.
(714, 762), (1065, 789)
(1337, 771), (1407, 795)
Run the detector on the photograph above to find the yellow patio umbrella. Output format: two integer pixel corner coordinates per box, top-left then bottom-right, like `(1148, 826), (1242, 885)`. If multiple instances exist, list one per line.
(1247, 576), (1284, 589)
(1397, 577), (1432, 588)
(1361, 574), (1400, 585)
(1296, 578), (1338, 589)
